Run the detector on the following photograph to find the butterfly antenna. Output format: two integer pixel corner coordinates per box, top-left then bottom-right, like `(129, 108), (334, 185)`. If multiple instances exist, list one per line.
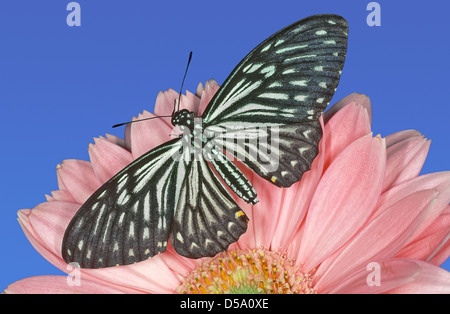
(114, 52), (192, 128)
(174, 51), (193, 114)
(112, 115), (172, 128)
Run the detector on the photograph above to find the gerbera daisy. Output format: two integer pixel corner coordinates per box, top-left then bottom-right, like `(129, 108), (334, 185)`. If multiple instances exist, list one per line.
(5, 80), (450, 294)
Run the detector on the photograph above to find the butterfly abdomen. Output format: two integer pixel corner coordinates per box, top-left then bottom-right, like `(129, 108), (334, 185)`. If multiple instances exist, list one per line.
(207, 144), (258, 205)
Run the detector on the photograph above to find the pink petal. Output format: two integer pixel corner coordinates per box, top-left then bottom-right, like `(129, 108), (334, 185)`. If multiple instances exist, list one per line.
(153, 91), (169, 116)
(323, 103), (371, 170)
(385, 129), (422, 147)
(47, 190), (75, 203)
(383, 132), (430, 191)
(56, 160), (101, 205)
(153, 89), (179, 117)
(4, 275), (127, 294)
(123, 119), (132, 151)
(315, 189), (437, 293)
(198, 79), (219, 115)
(328, 258), (421, 294)
(195, 81), (204, 97)
(129, 111), (173, 159)
(374, 171), (450, 239)
(395, 212), (450, 262)
(103, 133), (128, 150)
(386, 259), (450, 294)
(429, 238), (450, 266)
(159, 243), (199, 276)
(183, 90), (201, 114)
(88, 137), (133, 183)
(329, 258), (450, 294)
(324, 93), (372, 124)
(297, 134), (386, 272)
(81, 251), (185, 293)
(17, 202), (79, 270)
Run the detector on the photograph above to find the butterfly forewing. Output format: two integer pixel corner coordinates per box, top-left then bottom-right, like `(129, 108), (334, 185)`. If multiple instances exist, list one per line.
(202, 14), (347, 126)
(202, 14), (348, 187)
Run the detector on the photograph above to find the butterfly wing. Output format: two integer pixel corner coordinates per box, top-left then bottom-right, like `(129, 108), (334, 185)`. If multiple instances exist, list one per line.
(170, 155), (249, 258)
(202, 14), (348, 187)
(62, 138), (187, 268)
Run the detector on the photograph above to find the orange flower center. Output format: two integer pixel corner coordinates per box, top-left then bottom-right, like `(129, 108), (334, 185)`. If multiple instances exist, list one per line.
(177, 248), (316, 294)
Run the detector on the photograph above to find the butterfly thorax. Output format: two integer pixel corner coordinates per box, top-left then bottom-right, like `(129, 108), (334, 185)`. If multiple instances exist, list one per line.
(171, 109), (194, 130)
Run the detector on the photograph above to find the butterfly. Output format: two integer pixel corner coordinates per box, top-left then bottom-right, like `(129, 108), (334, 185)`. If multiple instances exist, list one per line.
(62, 14), (348, 268)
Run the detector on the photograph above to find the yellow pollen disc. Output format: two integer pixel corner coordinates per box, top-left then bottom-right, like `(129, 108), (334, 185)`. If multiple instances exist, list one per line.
(176, 248), (316, 294)
(271, 176), (277, 183)
(235, 210), (245, 219)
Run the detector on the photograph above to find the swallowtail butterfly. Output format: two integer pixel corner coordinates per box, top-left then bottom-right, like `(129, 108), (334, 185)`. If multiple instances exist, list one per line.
(62, 14), (348, 268)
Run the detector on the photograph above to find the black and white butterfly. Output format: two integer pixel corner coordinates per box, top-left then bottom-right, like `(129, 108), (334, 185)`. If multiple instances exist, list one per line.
(62, 14), (348, 268)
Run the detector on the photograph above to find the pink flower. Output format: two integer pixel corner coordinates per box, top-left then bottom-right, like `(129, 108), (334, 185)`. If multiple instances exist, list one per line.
(5, 81), (450, 294)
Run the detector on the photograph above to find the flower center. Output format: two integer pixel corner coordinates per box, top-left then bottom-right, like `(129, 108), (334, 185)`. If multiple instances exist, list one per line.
(177, 248), (316, 294)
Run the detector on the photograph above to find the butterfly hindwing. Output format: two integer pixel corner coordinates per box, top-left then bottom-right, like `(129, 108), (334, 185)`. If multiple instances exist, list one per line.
(210, 121), (322, 188)
(62, 139), (185, 268)
(202, 14), (348, 187)
(170, 156), (249, 258)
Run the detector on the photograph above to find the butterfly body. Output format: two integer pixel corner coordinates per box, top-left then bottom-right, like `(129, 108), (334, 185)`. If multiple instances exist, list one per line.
(62, 14), (348, 268)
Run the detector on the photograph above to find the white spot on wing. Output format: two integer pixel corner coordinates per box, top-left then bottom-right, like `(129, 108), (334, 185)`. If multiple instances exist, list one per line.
(260, 65), (276, 78)
(258, 93), (289, 100)
(176, 232), (184, 243)
(275, 44), (308, 54)
(295, 95), (308, 101)
(283, 69), (296, 75)
(116, 174), (128, 192)
(299, 146), (310, 154)
(261, 43), (271, 52)
(243, 63), (253, 73)
(117, 188), (131, 205)
(246, 63), (263, 73)
(274, 39), (285, 47)
(143, 227), (150, 240)
(268, 82), (282, 88)
(143, 192), (150, 222)
(290, 80), (308, 86)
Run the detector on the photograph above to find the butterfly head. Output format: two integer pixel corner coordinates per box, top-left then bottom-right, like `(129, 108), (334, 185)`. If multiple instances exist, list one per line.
(171, 109), (193, 127)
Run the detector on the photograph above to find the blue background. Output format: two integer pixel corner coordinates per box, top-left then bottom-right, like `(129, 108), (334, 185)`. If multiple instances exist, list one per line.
(1, 0), (449, 291)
